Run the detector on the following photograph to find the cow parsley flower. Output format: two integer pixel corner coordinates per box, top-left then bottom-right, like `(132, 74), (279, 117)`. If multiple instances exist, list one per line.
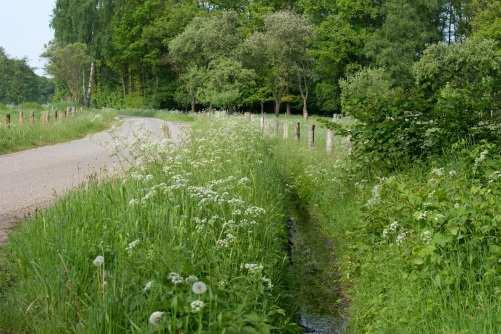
(128, 199), (139, 206)
(396, 232), (407, 244)
(149, 311), (164, 326)
(262, 277), (273, 289)
(126, 239), (140, 251)
(168, 272), (184, 285)
(93, 256), (104, 267)
(421, 230), (433, 243)
(243, 263), (264, 273)
(192, 281), (208, 295)
(191, 300), (205, 313)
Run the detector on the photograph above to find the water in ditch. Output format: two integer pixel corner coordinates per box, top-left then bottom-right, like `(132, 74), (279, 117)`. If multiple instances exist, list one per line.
(287, 200), (347, 334)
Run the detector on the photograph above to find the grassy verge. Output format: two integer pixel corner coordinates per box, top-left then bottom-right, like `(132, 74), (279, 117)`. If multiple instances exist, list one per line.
(0, 117), (299, 333)
(272, 134), (500, 333)
(0, 110), (116, 154)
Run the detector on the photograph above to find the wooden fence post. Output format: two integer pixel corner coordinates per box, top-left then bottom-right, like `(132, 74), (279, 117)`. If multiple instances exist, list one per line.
(283, 121), (289, 140)
(55, 110), (59, 121)
(260, 116), (265, 133)
(347, 134), (353, 155)
(309, 124), (316, 148)
(18, 111), (24, 126)
(296, 122), (301, 141)
(326, 129), (333, 154)
(30, 112), (35, 126)
(5, 113), (11, 128)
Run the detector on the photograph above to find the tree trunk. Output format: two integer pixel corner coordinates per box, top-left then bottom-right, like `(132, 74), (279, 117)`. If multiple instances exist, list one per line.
(286, 103), (291, 116)
(260, 101), (264, 115)
(85, 61), (95, 107)
(274, 100), (281, 116)
(303, 99), (308, 120)
(191, 98), (196, 113)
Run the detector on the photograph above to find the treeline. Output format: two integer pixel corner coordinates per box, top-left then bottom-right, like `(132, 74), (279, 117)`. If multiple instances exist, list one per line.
(0, 48), (54, 105)
(47, 0), (499, 116)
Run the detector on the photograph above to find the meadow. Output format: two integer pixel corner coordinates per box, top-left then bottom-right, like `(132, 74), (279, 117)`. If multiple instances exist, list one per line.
(0, 112), (499, 333)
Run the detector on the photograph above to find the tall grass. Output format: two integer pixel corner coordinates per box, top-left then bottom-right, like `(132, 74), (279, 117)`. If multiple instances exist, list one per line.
(0, 117), (299, 333)
(0, 110), (116, 154)
(271, 133), (500, 333)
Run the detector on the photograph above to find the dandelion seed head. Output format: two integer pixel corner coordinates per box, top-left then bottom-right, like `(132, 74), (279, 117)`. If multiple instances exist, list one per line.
(149, 311), (164, 326)
(93, 256), (104, 267)
(192, 281), (208, 295)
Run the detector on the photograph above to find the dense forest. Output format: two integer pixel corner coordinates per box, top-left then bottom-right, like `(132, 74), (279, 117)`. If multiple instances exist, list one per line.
(0, 48), (54, 105)
(48, 0), (499, 115)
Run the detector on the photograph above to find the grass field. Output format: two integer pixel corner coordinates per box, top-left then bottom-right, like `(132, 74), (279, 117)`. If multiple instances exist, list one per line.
(0, 108), (117, 154)
(0, 113), (499, 333)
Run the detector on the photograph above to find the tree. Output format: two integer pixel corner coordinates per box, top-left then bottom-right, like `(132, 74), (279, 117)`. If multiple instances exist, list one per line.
(169, 11), (243, 111)
(44, 43), (90, 104)
(0, 47), (54, 104)
(200, 57), (256, 111)
(245, 11), (312, 117)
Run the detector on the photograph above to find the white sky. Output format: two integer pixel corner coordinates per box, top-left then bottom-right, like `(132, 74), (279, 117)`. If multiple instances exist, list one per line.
(0, 0), (56, 76)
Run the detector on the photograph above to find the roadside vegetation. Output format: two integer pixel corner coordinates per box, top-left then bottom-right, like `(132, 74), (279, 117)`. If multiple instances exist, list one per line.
(0, 107), (116, 154)
(0, 118), (299, 333)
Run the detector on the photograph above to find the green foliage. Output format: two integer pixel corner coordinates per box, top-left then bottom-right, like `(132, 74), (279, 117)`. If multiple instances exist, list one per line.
(201, 58), (256, 110)
(0, 118), (298, 333)
(341, 37), (500, 167)
(272, 137), (500, 333)
(0, 48), (54, 104)
(44, 43), (90, 104)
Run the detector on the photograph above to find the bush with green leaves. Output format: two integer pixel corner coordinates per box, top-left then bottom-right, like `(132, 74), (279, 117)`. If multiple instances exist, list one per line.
(340, 38), (500, 167)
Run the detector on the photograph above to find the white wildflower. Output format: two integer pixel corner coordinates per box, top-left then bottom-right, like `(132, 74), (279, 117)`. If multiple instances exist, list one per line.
(128, 199), (139, 206)
(168, 272), (184, 285)
(449, 170), (457, 177)
(421, 230), (433, 243)
(192, 281), (208, 295)
(243, 263), (264, 274)
(431, 168), (444, 177)
(389, 221), (399, 232)
(414, 211), (428, 221)
(93, 256), (104, 267)
(126, 239), (140, 251)
(396, 232), (407, 244)
(191, 300), (205, 313)
(149, 311), (164, 326)
(262, 277), (273, 289)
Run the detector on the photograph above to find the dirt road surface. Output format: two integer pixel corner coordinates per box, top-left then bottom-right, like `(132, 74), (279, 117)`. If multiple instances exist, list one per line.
(0, 117), (187, 244)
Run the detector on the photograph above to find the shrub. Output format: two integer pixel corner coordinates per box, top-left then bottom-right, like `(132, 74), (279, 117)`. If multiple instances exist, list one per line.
(340, 38), (500, 167)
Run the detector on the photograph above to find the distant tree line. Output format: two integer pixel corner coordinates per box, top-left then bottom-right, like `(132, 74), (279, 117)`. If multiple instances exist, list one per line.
(46, 0), (499, 117)
(0, 48), (54, 105)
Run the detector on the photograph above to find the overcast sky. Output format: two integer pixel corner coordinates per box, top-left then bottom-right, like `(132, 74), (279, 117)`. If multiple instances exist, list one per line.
(0, 0), (55, 76)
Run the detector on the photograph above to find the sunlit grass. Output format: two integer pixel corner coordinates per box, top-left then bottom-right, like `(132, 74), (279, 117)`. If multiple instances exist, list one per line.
(0, 110), (116, 154)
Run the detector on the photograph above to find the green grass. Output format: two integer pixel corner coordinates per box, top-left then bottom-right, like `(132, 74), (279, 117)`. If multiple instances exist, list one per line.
(0, 117), (299, 333)
(0, 113), (498, 333)
(0, 110), (116, 154)
(271, 134), (500, 333)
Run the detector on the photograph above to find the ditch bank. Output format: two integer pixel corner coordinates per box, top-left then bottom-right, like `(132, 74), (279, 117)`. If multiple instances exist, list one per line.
(287, 193), (347, 333)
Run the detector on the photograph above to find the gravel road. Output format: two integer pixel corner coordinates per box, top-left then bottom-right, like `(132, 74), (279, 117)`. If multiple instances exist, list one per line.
(0, 117), (187, 244)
